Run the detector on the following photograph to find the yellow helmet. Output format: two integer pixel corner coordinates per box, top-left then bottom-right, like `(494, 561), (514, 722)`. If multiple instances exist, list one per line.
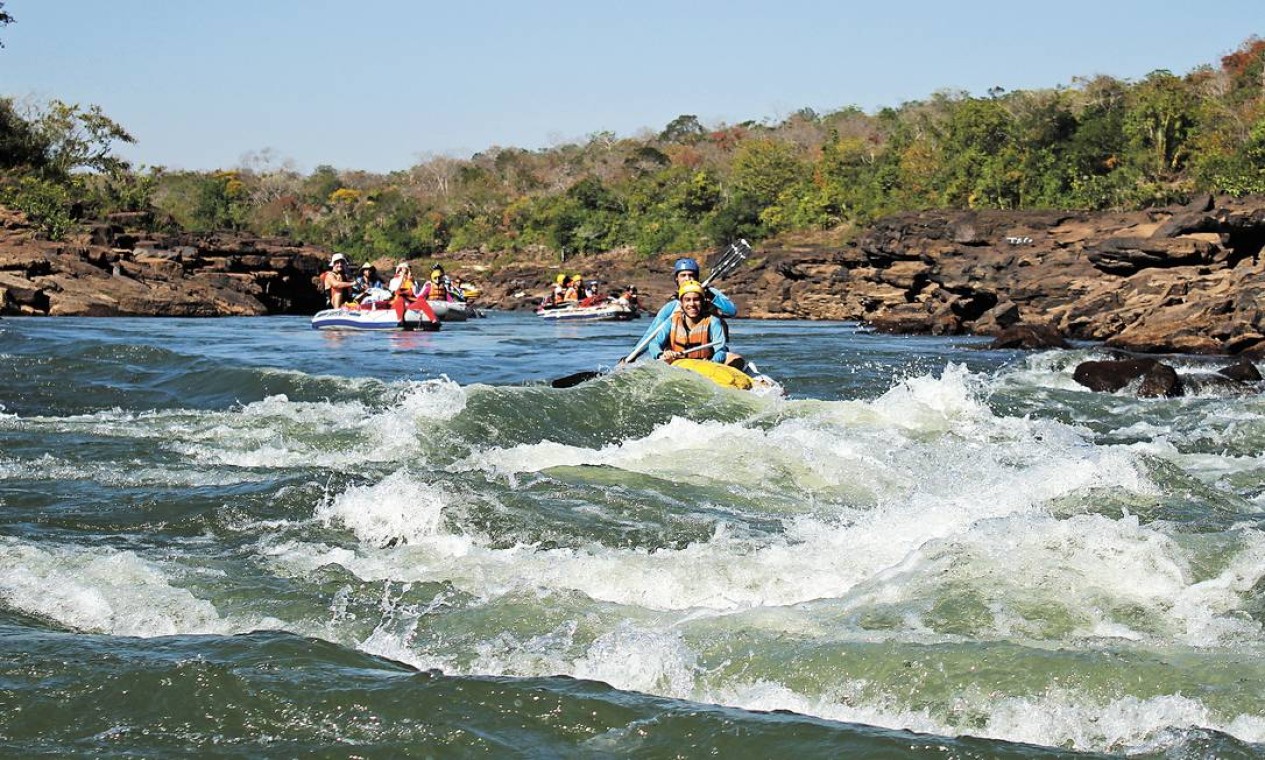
(678, 280), (705, 298)
(570, 274), (582, 283)
(555, 274), (566, 285)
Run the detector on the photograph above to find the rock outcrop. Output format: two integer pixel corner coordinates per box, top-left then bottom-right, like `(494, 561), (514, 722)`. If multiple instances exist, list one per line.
(5, 194), (1265, 359)
(703, 195), (1265, 358)
(0, 209), (329, 317)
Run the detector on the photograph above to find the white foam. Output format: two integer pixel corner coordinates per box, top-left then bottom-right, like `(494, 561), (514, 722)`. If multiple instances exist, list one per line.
(1, 378), (469, 473)
(290, 369), (1179, 621)
(0, 452), (266, 487)
(314, 469), (455, 548)
(0, 538), (257, 637)
(572, 623), (699, 697)
(980, 690), (1265, 752)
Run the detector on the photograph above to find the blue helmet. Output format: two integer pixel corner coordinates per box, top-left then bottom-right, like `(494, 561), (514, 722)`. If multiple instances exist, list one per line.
(673, 257), (700, 276)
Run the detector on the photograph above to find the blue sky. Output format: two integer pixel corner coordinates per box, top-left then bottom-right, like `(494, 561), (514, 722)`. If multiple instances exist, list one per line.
(3, 0), (1258, 174)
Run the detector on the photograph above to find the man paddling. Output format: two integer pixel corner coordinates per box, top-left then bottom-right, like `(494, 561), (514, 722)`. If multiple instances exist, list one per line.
(646, 281), (730, 364)
(631, 257), (735, 348)
(626, 255), (744, 368)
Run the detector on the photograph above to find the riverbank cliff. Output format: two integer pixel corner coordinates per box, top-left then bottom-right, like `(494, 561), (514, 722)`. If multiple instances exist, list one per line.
(2, 196), (1265, 356)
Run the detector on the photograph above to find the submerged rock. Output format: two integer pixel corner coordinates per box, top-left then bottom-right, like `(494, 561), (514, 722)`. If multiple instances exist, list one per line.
(985, 324), (1069, 350)
(1072, 359), (1184, 397)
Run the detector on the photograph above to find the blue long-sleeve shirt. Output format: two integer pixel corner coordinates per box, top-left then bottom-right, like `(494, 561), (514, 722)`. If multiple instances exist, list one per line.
(647, 314), (728, 364)
(634, 287), (736, 351)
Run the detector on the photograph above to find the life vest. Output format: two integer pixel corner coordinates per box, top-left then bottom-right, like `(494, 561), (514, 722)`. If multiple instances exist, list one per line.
(668, 312), (715, 360)
(394, 276), (415, 297)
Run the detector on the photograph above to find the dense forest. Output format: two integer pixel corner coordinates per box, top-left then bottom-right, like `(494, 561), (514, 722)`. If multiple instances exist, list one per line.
(2, 8), (1263, 262)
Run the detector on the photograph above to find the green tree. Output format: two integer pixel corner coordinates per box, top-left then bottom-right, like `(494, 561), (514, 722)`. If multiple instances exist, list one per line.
(659, 114), (706, 144)
(730, 138), (808, 207)
(1123, 70), (1200, 184)
(0, 97), (48, 172)
(32, 100), (136, 180)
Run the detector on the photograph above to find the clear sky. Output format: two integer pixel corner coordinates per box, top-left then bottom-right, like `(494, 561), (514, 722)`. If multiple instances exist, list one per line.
(3, 0), (1259, 174)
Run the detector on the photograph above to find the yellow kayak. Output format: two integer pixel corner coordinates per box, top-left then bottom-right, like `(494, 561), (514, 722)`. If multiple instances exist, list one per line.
(671, 358), (754, 391)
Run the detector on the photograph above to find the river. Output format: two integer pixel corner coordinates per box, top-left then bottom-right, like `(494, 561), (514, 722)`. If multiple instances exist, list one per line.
(0, 312), (1262, 757)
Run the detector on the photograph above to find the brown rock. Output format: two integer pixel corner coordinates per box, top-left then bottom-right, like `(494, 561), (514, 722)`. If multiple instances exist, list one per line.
(1072, 359), (1183, 397)
(986, 324), (1069, 350)
(1087, 237), (1219, 275)
(1217, 361), (1263, 383)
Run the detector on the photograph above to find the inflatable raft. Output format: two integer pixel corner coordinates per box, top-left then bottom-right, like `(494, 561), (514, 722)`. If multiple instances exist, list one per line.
(428, 300), (474, 322)
(537, 297), (637, 322)
(311, 301), (440, 331)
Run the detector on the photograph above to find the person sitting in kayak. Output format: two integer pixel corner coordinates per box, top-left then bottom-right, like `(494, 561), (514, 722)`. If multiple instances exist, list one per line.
(630, 256), (737, 353)
(647, 281), (730, 364)
(578, 280), (610, 308)
(539, 274), (565, 307)
(321, 253), (355, 308)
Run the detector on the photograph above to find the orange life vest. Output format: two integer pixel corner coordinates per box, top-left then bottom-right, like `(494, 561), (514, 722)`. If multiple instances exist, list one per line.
(668, 312), (715, 360)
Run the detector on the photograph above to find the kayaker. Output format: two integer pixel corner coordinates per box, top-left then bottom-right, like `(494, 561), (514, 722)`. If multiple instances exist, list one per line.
(321, 253), (355, 308)
(544, 274), (567, 306)
(448, 275), (468, 302)
(387, 262), (432, 326)
(648, 281), (729, 364)
(620, 284), (640, 312)
(630, 256), (737, 353)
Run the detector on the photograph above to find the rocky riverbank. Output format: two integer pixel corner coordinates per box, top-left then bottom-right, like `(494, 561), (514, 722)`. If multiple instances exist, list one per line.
(3, 196), (1265, 357)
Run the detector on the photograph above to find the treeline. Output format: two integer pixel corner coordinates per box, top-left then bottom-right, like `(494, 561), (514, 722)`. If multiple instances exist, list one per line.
(2, 35), (1263, 260)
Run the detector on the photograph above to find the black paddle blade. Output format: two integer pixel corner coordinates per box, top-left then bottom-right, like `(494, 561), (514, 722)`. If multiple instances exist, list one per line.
(550, 370), (604, 388)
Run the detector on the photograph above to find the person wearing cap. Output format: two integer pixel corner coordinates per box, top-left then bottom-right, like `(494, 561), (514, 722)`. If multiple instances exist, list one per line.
(352, 262), (385, 303)
(629, 256), (737, 358)
(448, 274), (468, 302)
(320, 253), (355, 308)
(619, 284), (641, 312)
(647, 281), (729, 364)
